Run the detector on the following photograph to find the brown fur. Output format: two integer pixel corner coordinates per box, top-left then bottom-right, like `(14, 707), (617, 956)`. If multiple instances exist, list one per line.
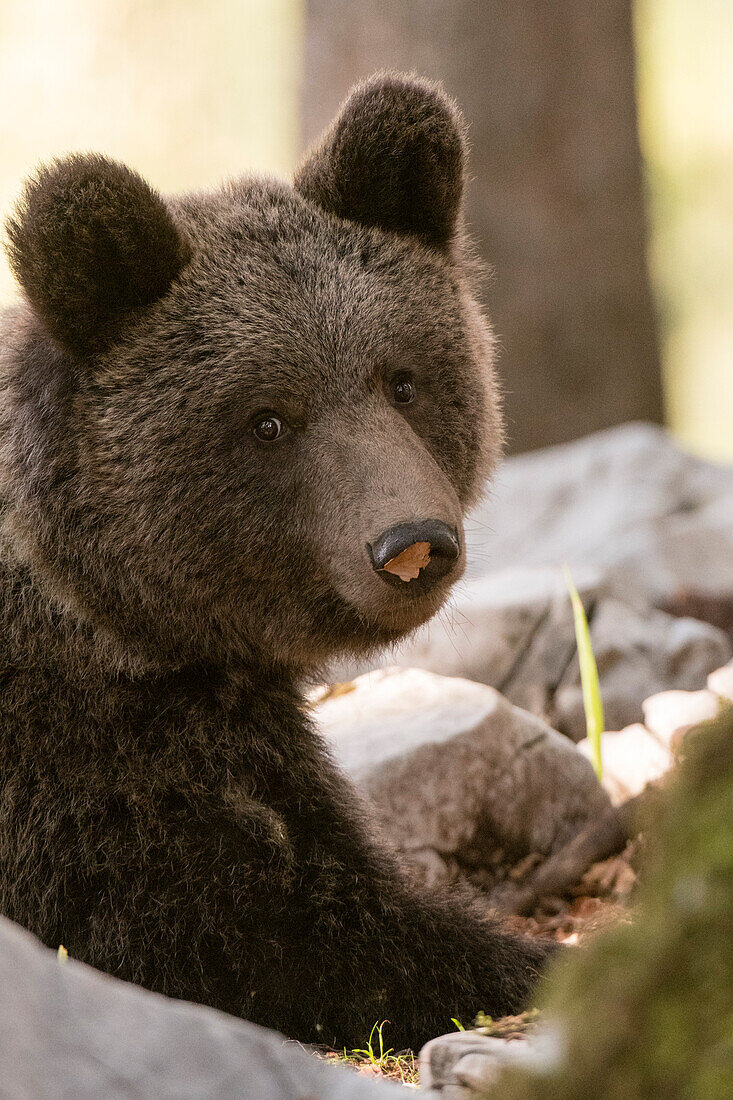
(0, 73), (550, 1051)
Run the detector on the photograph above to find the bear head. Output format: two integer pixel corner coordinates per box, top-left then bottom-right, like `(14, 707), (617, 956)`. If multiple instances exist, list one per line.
(1, 74), (502, 673)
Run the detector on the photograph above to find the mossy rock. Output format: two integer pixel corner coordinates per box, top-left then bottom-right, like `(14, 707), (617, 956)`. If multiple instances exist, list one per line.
(486, 707), (733, 1100)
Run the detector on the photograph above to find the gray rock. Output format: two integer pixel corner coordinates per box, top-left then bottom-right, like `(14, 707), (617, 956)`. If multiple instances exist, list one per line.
(315, 669), (609, 881)
(333, 567), (731, 745)
(419, 1029), (562, 1094)
(494, 570), (596, 725)
(468, 422), (733, 602)
(0, 917), (402, 1099)
(551, 599), (731, 740)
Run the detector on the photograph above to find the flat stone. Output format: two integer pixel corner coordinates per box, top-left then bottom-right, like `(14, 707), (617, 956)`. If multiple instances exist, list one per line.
(420, 1030), (562, 1093)
(642, 689), (723, 748)
(708, 660), (733, 702)
(316, 668), (609, 877)
(0, 917), (401, 1099)
(578, 724), (673, 804)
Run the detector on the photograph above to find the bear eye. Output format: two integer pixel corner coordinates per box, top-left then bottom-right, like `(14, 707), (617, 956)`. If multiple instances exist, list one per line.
(253, 414), (285, 442)
(392, 376), (416, 405)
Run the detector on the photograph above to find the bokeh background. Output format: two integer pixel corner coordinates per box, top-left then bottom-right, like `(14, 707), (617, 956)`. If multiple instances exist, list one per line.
(1, 0), (730, 459)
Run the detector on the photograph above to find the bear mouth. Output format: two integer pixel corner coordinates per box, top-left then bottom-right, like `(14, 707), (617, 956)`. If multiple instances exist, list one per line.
(322, 521), (465, 653)
(359, 564), (462, 638)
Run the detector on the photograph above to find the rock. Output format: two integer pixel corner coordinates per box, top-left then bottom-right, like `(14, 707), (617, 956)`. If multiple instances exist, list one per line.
(659, 590), (733, 644)
(577, 677), (733, 810)
(578, 724), (673, 805)
(642, 689), (723, 748)
(491, 571), (599, 727)
(552, 601), (731, 741)
(316, 668), (610, 880)
(330, 566), (603, 698)
(419, 1030), (561, 1094)
(467, 423), (733, 603)
(0, 917), (400, 1099)
(709, 659), (733, 702)
(479, 708), (733, 1099)
(333, 573), (732, 745)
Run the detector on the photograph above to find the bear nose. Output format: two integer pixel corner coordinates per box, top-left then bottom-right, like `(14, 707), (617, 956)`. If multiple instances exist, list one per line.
(368, 520), (460, 587)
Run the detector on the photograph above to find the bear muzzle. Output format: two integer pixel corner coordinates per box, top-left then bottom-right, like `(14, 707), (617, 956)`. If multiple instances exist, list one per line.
(367, 519), (460, 592)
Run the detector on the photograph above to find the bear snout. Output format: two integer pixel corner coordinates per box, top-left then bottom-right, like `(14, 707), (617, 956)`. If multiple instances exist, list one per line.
(367, 519), (460, 590)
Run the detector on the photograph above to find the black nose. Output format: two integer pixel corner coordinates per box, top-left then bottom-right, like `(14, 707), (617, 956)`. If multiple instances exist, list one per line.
(368, 519), (460, 588)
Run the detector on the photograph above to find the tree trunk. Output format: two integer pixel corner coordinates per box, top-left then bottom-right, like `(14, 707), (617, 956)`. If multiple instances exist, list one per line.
(301, 0), (664, 453)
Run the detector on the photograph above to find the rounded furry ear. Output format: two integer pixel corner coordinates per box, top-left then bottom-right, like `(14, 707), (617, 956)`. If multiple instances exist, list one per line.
(6, 154), (191, 356)
(294, 72), (467, 252)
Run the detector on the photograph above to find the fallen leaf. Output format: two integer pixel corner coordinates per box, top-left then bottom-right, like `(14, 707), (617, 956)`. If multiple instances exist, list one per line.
(382, 542), (431, 582)
(321, 681), (357, 702)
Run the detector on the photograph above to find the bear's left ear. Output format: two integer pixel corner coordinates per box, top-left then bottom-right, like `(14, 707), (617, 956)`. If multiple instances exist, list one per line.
(6, 154), (192, 357)
(294, 73), (466, 252)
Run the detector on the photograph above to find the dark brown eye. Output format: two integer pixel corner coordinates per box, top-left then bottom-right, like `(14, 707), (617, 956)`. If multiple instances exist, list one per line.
(393, 377), (416, 405)
(253, 415), (285, 442)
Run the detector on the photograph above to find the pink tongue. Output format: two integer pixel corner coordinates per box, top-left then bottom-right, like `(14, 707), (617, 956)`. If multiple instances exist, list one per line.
(381, 541), (431, 582)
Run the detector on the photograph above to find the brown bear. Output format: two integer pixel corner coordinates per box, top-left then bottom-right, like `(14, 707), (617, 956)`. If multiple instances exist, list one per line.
(0, 73), (554, 1050)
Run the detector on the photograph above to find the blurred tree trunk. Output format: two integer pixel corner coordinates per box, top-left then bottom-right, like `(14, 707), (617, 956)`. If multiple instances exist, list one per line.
(301, 0), (664, 454)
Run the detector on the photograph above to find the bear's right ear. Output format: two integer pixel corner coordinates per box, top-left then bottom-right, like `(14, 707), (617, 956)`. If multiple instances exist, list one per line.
(294, 73), (466, 252)
(6, 154), (191, 357)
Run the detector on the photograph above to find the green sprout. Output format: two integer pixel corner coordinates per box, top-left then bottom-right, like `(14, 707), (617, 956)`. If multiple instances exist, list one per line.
(351, 1020), (393, 1067)
(328, 1020), (417, 1085)
(564, 565), (604, 780)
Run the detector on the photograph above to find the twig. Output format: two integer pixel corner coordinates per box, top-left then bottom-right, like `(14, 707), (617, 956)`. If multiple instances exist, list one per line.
(489, 789), (652, 916)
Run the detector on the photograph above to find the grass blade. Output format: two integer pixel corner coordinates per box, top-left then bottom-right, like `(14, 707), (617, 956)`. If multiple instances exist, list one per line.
(564, 566), (604, 780)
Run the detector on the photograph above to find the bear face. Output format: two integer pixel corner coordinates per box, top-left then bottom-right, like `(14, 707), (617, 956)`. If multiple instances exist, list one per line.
(2, 74), (502, 672)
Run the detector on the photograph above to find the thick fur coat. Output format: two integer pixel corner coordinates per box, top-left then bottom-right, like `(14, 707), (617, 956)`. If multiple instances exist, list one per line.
(0, 74), (552, 1049)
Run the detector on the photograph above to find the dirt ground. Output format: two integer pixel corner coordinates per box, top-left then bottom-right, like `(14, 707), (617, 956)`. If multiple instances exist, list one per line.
(501, 840), (638, 945)
(317, 841), (639, 1087)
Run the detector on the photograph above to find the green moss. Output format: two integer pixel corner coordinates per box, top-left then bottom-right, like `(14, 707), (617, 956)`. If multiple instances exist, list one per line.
(488, 708), (733, 1100)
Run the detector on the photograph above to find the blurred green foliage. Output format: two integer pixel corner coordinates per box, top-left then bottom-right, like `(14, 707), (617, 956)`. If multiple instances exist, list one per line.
(636, 0), (733, 460)
(483, 705), (733, 1099)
